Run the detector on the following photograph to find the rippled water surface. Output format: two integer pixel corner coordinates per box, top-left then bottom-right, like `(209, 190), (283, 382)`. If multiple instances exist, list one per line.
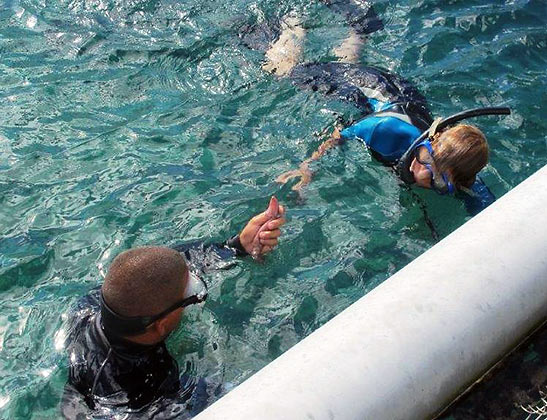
(1, 0), (546, 417)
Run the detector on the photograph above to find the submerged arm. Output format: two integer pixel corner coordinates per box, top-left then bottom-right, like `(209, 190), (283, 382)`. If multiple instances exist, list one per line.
(309, 127), (344, 161)
(276, 128), (344, 191)
(459, 177), (496, 216)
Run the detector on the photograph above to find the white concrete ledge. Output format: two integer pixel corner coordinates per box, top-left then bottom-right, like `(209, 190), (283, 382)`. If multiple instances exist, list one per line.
(196, 164), (547, 420)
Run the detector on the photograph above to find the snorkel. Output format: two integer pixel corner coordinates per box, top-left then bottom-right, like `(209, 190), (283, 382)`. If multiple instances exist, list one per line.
(396, 107), (511, 186)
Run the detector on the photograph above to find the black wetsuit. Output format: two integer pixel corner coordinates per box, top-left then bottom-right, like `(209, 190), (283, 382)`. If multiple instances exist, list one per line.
(62, 237), (247, 419)
(319, 0), (384, 35)
(288, 62), (433, 131)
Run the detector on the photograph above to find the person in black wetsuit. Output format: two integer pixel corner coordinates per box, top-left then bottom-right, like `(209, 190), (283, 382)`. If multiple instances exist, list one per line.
(61, 198), (286, 418)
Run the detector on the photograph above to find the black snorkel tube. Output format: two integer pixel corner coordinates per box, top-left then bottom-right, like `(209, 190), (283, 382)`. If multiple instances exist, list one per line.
(396, 107), (511, 184)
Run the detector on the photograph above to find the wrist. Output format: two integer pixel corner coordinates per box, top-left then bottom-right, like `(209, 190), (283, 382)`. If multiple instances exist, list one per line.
(226, 235), (249, 256)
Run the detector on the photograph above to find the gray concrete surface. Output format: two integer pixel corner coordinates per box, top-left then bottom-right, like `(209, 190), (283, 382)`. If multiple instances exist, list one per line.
(195, 164), (547, 420)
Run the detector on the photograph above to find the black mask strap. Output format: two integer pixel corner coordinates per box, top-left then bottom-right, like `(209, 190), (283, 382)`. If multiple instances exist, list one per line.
(100, 284), (208, 337)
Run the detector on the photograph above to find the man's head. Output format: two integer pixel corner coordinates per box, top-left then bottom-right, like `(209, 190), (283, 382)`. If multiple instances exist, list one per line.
(410, 124), (489, 191)
(101, 246), (188, 343)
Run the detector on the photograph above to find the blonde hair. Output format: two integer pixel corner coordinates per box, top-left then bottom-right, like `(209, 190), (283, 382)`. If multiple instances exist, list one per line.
(432, 124), (489, 189)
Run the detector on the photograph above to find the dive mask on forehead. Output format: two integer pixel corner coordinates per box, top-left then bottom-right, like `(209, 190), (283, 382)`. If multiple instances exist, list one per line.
(100, 270), (208, 337)
(413, 140), (455, 195)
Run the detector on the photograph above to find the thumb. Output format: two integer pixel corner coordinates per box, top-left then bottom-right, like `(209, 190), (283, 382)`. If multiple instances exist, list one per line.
(265, 196), (279, 218)
(250, 197), (279, 226)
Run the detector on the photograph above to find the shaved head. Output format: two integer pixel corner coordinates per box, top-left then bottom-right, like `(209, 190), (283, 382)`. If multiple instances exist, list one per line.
(102, 246), (188, 317)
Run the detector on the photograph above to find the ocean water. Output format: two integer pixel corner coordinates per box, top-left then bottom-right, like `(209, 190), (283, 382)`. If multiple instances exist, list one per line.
(0, 0), (546, 418)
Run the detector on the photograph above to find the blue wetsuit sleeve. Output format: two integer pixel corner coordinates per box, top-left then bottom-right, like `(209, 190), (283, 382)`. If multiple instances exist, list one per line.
(320, 0), (384, 34)
(340, 117), (375, 140)
(460, 178), (496, 216)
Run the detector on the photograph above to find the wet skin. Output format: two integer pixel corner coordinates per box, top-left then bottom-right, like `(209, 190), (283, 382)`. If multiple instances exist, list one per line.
(409, 157), (433, 189)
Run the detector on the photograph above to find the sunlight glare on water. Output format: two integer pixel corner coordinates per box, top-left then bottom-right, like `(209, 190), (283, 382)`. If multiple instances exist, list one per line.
(0, 0), (546, 417)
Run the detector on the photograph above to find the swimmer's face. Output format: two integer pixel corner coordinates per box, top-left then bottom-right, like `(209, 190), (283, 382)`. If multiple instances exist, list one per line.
(410, 157), (432, 189)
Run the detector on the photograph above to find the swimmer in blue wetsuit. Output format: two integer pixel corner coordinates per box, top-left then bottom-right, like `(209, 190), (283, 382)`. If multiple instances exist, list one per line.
(244, 4), (503, 216)
(275, 62), (505, 216)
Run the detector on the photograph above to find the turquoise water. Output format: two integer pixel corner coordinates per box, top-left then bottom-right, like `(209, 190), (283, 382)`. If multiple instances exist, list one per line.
(0, 0), (546, 417)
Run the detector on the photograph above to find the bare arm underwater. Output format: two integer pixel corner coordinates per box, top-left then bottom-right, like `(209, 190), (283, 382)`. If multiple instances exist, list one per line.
(276, 127), (344, 191)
